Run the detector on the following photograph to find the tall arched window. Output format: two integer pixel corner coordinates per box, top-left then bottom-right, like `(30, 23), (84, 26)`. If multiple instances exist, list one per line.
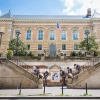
(15, 29), (20, 38)
(50, 30), (54, 40)
(26, 29), (31, 40)
(38, 30), (43, 40)
(73, 30), (78, 40)
(61, 30), (66, 40)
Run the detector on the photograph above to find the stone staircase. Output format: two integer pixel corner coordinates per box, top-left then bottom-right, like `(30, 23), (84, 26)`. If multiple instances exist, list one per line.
(0, 58), (42, 88)
(67, 57), (100, 88)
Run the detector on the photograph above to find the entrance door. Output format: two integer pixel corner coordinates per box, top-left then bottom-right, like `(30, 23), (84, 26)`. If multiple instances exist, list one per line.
(50, 44), (56, 57)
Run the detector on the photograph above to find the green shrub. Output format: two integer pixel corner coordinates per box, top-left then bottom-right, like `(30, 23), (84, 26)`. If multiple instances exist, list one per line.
(70, 51), (76, 56)
(28, 51), (34, 57)
(79, 51), (82, 56)
(7, 50), (13, 60)
(18, 51), (26, 56)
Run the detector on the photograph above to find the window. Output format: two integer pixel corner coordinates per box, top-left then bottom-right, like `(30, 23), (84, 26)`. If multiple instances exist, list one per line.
(27, 44), (30, 50)
(73, 30), (78, 40)
(38, 44), (42, 50)
(15, 30), (20, 38)
(62, 44), (66, 50)
(26, 30), (31, 40)
(74, 44), (78, 50)
(50, 30), (54, 40)
(38, 30), (43, 40)
(61, 30), (66, 40)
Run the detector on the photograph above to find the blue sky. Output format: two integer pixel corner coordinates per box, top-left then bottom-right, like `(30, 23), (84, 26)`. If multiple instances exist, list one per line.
(0, 0), (100, 16)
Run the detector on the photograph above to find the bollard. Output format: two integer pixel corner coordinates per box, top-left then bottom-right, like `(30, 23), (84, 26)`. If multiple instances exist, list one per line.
(43, 79), (45, 94)
(19, 83), (22, 95)
(17, 59), (18, 65)
(86, 83), (88, 94)
(62, 82), (63, 95)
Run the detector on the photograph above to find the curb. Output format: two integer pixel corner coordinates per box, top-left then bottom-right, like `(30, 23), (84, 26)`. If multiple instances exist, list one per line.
(0, 96), (100, 99)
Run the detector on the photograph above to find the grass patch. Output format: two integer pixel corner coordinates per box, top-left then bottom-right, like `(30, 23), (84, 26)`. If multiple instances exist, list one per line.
(80, 93), (92, 96)
(16, 94), (23, 96)
(58, 94), (71, 96)
(38, 93), (52, 96)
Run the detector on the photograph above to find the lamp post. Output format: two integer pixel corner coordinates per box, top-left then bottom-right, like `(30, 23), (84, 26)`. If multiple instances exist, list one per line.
(84, 30), (90, 52)
(0, 32), (4, 46)
(15, 31), (21, 56)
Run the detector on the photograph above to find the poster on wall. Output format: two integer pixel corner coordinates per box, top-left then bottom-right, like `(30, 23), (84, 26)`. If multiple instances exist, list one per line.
(51, 72), (60, 81)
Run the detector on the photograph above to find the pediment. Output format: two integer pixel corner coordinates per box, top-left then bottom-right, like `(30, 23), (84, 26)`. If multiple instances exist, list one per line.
(49, 64), (61, 70)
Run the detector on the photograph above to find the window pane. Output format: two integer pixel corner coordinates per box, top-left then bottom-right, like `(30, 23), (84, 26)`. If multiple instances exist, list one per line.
(38, 44), (42, 50)
(26, 30), (31, 40)
(50, 30), (54, 40)
(74, 44), (78, 50)
(62, 44), (66, 50)
(73, 30), (78, 40)
(62, 30), (66, 40)
(38, 30), (43, 40)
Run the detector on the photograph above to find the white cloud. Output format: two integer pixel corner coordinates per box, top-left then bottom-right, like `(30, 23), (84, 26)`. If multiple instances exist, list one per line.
(0, 10), (2, 16)
(60, 0), (100, 15)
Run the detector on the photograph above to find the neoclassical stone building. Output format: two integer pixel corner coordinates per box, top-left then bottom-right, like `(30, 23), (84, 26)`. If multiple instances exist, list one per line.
(0, 8), (100, 57)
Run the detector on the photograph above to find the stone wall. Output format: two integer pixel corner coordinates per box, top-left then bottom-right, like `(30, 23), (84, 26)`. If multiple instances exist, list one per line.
(0, 64), (38, 89)
(73, 66), (100, 88)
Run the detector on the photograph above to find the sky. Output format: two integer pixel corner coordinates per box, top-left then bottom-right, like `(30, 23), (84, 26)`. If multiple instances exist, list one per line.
(0, 0), (100, 16)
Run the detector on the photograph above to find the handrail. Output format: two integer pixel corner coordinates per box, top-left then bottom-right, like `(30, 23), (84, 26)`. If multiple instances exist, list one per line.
(73, 57), (100, 77)
(11, 56), (34, 73)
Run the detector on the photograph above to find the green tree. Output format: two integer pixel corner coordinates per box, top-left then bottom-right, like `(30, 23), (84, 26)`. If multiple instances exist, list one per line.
(8, 38), (28, 56)
(79, 36), (99, 54)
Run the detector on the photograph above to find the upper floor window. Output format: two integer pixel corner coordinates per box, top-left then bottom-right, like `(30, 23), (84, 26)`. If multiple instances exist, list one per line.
(38, 30), (43, 40)
(62, 44), (66, 50)
(26, 30), (31, 40)
(38, 44), (42, 50)
(74, 44), (78, 50)
(50, 30), (54, 40)
(61, 30), (66, 40)
(15, 29), (20, 38)
(73, 30), (78, 40)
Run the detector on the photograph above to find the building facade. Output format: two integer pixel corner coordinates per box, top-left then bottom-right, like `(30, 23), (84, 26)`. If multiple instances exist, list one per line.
(0, 8), (100, 57)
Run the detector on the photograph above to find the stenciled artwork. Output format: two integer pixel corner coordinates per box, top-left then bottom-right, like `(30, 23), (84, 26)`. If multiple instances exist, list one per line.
(51, 72), (60, 81)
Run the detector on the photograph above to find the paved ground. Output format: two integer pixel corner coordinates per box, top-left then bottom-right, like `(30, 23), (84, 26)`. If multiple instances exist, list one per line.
(0, 86), (100, 97)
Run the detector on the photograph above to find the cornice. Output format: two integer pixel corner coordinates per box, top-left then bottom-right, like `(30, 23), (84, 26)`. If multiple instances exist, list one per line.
(12, 19), (92, 24)
(0, 18), (13, 22)
(1, 18), (100, 24)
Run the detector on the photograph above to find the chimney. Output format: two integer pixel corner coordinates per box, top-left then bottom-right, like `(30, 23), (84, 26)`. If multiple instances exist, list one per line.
(87, 8), (91, 17)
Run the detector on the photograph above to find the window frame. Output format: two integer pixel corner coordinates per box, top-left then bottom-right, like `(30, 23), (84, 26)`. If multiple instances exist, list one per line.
(38, 44), (42, 50)
(72, 30), (78, 40)
(62, 44), (66, 50)
(26, 29), (32, 40)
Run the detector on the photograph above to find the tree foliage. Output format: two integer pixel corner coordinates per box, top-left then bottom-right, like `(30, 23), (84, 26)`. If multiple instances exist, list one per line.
(8, 38), (28, 55)
(79, 35), (99, 54)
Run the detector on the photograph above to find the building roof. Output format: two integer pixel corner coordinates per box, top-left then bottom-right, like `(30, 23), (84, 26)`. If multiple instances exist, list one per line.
(13, 15), (88, 20)
(0, 11), (90, 20)
(0, 11), (13, 18)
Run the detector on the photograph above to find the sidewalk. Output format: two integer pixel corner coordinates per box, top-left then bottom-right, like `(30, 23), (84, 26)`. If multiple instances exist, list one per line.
(0, 87), (100, 96)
